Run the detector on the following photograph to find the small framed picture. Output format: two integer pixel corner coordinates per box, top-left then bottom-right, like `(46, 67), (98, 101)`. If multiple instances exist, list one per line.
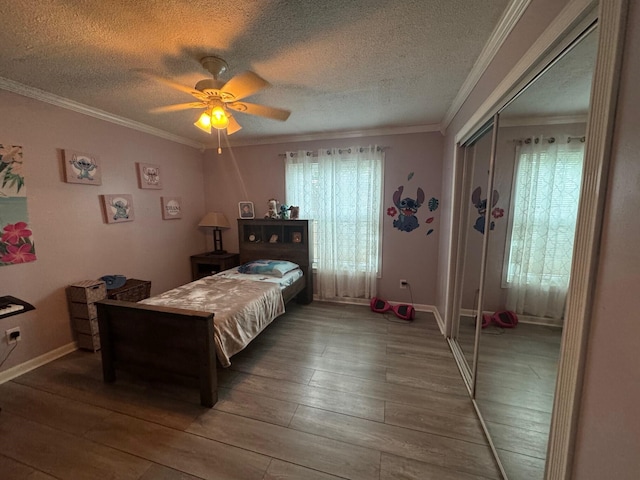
(63, 149), (102, 185)
(292, 232), (302, 243)
(161, 196), (182, 220)
(137, 163), (162, 189)
(239, 201), (254, 219)
(269, 234), (279, 243)
(102, 194), (134, 224)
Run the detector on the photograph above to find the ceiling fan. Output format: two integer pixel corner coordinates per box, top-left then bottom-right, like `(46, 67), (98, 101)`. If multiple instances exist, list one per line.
(145, 55), (291, 139)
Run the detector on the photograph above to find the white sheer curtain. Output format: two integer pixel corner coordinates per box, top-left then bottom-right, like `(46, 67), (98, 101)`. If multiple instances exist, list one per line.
(505, 135), (585, 319)
(285, 146), (384, 300)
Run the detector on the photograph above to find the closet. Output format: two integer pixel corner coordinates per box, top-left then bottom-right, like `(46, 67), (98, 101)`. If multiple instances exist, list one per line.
(444, 1), (626, 476)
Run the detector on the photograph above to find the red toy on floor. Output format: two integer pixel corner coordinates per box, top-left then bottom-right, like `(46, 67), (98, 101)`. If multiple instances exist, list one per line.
(481, 310), (518, 328)
(370, 297), (415, 321)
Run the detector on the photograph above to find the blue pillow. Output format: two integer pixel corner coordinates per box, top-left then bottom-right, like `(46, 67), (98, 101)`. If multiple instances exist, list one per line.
(238, 260), (300, 278)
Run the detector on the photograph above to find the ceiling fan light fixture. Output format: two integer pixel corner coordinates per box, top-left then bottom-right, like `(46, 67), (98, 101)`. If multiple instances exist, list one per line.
(210, 106), (229, 129)
(194, 110), (212, 133)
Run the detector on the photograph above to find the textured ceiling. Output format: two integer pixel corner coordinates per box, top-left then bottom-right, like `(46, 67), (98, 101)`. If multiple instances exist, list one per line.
(0, 0), (511, 147)
(502, 27), (597, 120)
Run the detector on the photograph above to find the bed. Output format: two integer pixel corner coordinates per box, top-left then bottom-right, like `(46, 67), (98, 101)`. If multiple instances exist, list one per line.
(96, 219), (312, 407)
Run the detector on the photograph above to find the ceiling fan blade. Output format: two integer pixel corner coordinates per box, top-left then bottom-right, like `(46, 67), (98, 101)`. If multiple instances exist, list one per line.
(226, 102), (291, 121)
(221, 71), (270, 101)
(226, 115), (242, 135)
(150, 102), (206, 113)
(136, 69), (206, 100)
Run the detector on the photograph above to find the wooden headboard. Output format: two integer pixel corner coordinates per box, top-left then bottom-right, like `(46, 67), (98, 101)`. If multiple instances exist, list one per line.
(237, 219), (313, 304)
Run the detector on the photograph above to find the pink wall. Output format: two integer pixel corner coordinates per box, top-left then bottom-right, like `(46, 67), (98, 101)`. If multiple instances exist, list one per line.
(202, 132), (443, 305)
(0, 90), (206, 373)
(572, 1), (640, 477)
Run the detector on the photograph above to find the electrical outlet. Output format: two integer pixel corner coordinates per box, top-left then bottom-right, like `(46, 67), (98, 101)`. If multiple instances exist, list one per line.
(399, 279), (408, 289)
(6, 327), (21, 344)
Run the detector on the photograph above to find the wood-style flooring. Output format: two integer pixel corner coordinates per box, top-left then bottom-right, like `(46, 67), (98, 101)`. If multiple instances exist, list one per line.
(0, 302), (502, 480)
(457, 317), (562, 480)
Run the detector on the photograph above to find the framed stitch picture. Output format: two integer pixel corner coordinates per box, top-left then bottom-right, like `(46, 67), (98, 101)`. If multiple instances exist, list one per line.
(63, 149), (101, 185)
(102, 194), (134, 224)
(239, 201), (254, 219)
(137, 163), (162, 189)
(161, 196), (182, 220)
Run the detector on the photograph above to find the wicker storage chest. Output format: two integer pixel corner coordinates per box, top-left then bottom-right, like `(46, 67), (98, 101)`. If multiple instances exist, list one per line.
(67, 280), (107, 303)
(106, 279), (151, 302)
(66, 280), (107, 352)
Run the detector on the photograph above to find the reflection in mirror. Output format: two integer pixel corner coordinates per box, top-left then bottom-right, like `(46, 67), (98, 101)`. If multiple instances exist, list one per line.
(455, 126), (495, 376)
(474, 26), (598, 480)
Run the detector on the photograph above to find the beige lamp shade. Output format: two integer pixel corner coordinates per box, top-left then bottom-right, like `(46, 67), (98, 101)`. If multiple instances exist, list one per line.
(198, 212), (230, 254)
(198, 212), (230, 228)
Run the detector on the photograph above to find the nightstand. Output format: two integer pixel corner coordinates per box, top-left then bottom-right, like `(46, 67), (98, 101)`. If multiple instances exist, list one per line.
(190, 252), (240, 280)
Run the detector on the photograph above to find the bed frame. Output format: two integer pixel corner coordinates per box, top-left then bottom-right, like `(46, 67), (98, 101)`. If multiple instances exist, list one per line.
(96, 219), (312, 407)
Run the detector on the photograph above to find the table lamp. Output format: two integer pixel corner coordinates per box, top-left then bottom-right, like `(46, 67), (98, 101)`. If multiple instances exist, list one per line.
(198, 212), (230, 254)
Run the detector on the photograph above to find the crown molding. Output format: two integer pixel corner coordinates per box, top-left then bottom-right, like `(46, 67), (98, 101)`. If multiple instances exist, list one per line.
(440, 0), (532, 131)
(0, 76), (441, 151)
(499, 114), (588, 127)
(218, 123), (443, 149)
(0, 77), (205, 150)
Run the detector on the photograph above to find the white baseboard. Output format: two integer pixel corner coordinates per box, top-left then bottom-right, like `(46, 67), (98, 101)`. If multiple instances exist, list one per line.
(0, 342), (78, 384)
(431, 307), (445, 335)
(311, 297), (445, 334)
(460, 308), (563, 327)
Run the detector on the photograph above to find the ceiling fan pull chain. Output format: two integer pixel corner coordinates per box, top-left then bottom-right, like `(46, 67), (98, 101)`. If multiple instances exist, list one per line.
(217, 128), (222, 154)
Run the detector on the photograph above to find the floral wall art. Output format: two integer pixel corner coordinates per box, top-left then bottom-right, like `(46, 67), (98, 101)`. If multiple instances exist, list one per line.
(0, 143), (37, 266)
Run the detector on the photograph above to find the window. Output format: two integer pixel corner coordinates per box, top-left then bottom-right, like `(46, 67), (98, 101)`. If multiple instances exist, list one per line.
(504, 136), (584, 318)
(285, 147), (383, 300)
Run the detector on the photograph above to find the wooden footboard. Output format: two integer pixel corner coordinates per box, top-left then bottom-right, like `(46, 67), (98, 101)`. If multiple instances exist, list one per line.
(96, 300), (217, 407)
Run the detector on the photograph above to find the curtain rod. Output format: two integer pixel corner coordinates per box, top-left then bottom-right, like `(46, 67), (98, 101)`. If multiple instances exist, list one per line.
(513, 136), (586, 144)
(278, 146), (388, 158)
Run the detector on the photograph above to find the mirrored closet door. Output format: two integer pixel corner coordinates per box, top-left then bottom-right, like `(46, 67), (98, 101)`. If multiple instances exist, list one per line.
(448, 21), (598, 480)
(449, 121), (496, 389)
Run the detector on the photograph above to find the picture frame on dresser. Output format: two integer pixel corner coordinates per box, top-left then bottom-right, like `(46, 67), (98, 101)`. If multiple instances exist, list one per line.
(239, 201), (254, 219)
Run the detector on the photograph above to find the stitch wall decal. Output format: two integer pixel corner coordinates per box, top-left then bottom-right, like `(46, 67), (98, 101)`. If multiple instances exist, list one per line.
(391, 185), (424, 232)
(387, 173), (440, 235)
(425, 197), (439, 235)
(471, 186), (500, 234)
